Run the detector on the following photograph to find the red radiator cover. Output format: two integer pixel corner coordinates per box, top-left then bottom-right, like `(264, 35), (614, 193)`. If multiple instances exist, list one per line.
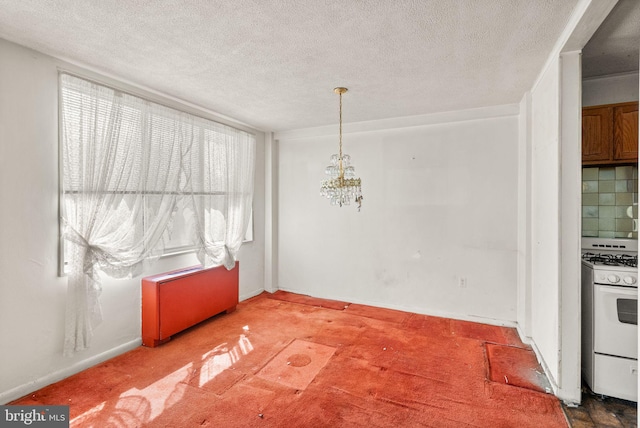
(141, 263), (239, 347)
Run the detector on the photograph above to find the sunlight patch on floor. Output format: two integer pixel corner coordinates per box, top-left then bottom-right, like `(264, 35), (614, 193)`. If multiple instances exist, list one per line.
(199, 333), (254, 387)
(70, 401), (106, 425)
(118, 362), (193, 423)
(68, 331), (254, 426)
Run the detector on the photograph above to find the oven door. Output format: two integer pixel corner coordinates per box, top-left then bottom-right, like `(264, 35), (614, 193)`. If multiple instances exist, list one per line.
(594, 284), (638, 359)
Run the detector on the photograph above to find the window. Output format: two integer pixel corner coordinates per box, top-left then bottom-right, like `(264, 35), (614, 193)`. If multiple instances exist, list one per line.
(60, 73), (255, 355)
(59, 73), (255, 276)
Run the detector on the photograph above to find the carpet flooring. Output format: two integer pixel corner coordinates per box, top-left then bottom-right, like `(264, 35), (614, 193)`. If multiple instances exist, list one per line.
(11, 291), (568, 427)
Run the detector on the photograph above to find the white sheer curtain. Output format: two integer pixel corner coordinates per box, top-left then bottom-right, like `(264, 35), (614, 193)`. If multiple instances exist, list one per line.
(189, 123), (255, 269)
(60, 74), (255, 356)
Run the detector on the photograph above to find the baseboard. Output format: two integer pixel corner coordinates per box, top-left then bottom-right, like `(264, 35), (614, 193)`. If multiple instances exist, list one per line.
(0, 339), (141, 405)
(275, 287), (518, 329)
(240, 288), (265, 302)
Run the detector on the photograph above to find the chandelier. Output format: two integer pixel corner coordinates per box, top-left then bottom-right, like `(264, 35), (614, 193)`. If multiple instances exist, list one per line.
(320, 87), (363, 210)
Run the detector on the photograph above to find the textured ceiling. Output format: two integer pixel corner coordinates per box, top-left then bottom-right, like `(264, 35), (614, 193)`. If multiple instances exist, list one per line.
(0, 1), (584, 131)
(583, 0), (640, 78)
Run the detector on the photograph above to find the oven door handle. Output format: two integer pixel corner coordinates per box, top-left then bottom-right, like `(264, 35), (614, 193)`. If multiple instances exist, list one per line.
(598, 286), (638, 296)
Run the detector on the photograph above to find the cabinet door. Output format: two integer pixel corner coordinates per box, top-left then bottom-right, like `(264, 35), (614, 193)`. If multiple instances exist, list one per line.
(613, 103), (639, 163)
(583, 106), (613, 164)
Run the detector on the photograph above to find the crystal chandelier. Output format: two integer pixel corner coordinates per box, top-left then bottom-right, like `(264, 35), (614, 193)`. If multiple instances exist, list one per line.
(320, 87), (363, 210)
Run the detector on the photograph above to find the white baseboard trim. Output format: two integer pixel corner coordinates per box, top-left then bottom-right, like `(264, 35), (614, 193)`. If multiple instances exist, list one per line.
(275, 286), (518, 329)
(240, 288), (265, 302)
(0, 339), (141, 405)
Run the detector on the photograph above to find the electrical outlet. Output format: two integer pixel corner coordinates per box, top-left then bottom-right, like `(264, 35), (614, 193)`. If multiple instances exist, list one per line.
(458, 277), (467, 288)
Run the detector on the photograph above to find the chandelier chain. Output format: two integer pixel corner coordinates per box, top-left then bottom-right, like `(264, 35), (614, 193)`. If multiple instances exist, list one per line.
(338, 90), (343, 180)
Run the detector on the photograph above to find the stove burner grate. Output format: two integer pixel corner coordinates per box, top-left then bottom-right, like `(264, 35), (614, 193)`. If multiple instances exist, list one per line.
(582, 252), (638, 268)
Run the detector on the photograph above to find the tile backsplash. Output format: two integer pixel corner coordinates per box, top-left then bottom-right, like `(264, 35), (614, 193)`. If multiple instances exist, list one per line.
(582, 166), (638, 238)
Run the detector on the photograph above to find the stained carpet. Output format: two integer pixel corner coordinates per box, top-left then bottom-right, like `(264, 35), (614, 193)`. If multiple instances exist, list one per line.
(256, 339), (336, 390)
(11, 291), (568, 427)
(486, 343), (552, 394)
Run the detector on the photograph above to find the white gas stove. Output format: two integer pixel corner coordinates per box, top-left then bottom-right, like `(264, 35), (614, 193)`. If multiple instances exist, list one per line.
(581, 238), (638, 402)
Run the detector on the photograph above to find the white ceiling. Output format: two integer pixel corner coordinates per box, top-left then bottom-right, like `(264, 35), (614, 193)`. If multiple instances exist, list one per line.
(0, 0), (621, 132)
(582, 0), (640, 78)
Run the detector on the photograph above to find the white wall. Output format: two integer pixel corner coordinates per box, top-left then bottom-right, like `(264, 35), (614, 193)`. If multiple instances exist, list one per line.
(516, 92), (534, 340)
(0, 38), (265, 403)
(520, 51), (584, 406)
(518, 0), (620, 404)
(559, 51), (583, 404)
(529, 56), (562, 386)
(583, 71), (640, 106)
(275, 107), (519, 323)
(526, 51), (583, 404)
(264, 132), (278, 293)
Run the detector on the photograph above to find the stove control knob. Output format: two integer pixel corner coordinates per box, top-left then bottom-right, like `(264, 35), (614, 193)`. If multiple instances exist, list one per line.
(607, 274), (620, 284)
(623, 276), (637, 285)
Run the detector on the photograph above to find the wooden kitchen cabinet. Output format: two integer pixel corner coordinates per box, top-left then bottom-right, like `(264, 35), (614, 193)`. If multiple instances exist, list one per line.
(613, 103), (639, 163)
(582, 102), (638, 166)
(582, 106), (613, 164)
